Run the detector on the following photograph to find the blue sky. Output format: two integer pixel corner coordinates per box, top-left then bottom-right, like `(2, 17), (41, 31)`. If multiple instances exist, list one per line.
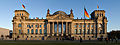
(0, 0), (119, 32)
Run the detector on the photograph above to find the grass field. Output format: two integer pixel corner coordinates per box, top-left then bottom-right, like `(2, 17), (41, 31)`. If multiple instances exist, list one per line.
(0, 40), (120, 45)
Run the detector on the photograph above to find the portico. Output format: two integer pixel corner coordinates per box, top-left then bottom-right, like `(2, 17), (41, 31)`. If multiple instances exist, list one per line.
(47, 20), (72, 36)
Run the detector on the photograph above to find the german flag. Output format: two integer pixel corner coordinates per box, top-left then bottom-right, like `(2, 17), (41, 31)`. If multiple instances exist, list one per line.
(84, 8), (89, 18)
(22, 4), (25, 9)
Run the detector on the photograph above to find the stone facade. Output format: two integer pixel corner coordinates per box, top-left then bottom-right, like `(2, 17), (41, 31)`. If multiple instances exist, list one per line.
(12, 9), (108, 40)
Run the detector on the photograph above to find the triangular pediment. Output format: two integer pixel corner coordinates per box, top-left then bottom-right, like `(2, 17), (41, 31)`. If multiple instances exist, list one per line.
(52, 14), (70, 20)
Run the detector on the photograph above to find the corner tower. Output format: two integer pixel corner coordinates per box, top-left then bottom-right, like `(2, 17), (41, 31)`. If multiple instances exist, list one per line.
(91, 10), (108, 38)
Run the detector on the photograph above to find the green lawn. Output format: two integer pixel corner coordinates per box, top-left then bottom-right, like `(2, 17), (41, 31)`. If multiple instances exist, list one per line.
(0, 40), (120, 45)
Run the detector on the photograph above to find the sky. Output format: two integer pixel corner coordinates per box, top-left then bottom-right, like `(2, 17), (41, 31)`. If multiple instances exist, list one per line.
(0, 0), (119, 32)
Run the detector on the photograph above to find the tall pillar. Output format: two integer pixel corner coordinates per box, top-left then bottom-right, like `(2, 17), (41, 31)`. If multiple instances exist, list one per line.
(42, 23), (44, 35)
(61, 22), (63, 36)
(52, 22), (54, 36)
(66, 22), (68, 36)
(47, 22), (50, 36)
(77, 23), (79, 34)
(69, 23), (71, 34)
(57, 22), (59, 36)
(71, 23), (73, 35)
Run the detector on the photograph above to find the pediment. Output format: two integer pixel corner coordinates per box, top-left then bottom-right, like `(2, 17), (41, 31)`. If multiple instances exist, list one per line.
(52, 14), (70, 20)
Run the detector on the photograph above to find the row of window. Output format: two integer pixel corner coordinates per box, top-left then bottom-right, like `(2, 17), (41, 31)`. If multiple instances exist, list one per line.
(19, 29), (47, 34)
(18, 24), (46, 28)
(97, 13), (103, 17)
(74, 24), (94, 28)
(17, 13), (24, 16)
(74, 29), (103, 34)
(27, 25), (42, 28)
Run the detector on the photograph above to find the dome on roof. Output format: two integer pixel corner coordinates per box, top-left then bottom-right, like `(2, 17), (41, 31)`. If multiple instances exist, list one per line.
(53, 11), (67, 15)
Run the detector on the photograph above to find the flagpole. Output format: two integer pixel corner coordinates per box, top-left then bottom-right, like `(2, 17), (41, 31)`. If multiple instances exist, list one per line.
(84, 7), (85, 40)
(83, 0), (86, 40)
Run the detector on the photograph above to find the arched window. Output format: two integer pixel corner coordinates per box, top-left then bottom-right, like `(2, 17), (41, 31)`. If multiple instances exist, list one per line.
(31, 25), (33, 27)
(39, 25), (41, 27)
(27, 29), (29, 34)
(19, 29), (21, 34)
(20, 13), (21, 16)
(31, 29), (34, 34)
(17, 14), (19, 15)
(36, 29), (38, 34)
(40, 29), (42, 34)
(18, 24), (22, 27)
(74, 25), (77, 27)
(35, 25), (38, 27)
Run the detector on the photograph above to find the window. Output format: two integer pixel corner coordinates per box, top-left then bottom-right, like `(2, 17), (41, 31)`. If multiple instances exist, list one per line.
(91, 29), (94, 34)
(27, 29), (29, 34)
(83, 24), (85, 27)
(97, 14), (99, 16)
(40, 29), (42, 34)
(79, 25), (81, 27)
(31, 29), (34, 34)
(44, 29), (47, 34)
(79, 29), (82, 34)
(27, 25), (31, 28)
(74, 29), (77, 34)
(74, 25), (77, 27)
(18, 24), (22, 27)
(19, 29), (21, 34)
(20, 13), (21, 16)
(83, 29), (85, 34)
(39, 25), (41, 27)
(35, 25), (38, 27)
(87, 24), (90, 27)
(102, 14), (103, 16)
(31, 25), (33, 27)
(17, 14), (19, 15)
(91, 25), (93, 27)
(27, 25), (30, 27)
(36, 29), (38, 34)
(87, 29), (90, 34)
(44, 25), (46, 27)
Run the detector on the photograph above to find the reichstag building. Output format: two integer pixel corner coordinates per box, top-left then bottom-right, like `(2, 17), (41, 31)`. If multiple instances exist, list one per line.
(12, 9), (108, 40)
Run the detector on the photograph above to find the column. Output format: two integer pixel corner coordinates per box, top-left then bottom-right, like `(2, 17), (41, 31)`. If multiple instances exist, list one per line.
(90, 23), (92, 34)
(66, 22), (68, 35)
(57, 22), (59, 36)
(61, 22), (63, 36)
(71, 23), (73, 35)
(42, 23), (44, 35)
(69, 23), (71, 34)
(34, 24), (36, 34)
(47, 22), (50, 36)
(77, 23), (79, 34)
(52, 22), (54, 36)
